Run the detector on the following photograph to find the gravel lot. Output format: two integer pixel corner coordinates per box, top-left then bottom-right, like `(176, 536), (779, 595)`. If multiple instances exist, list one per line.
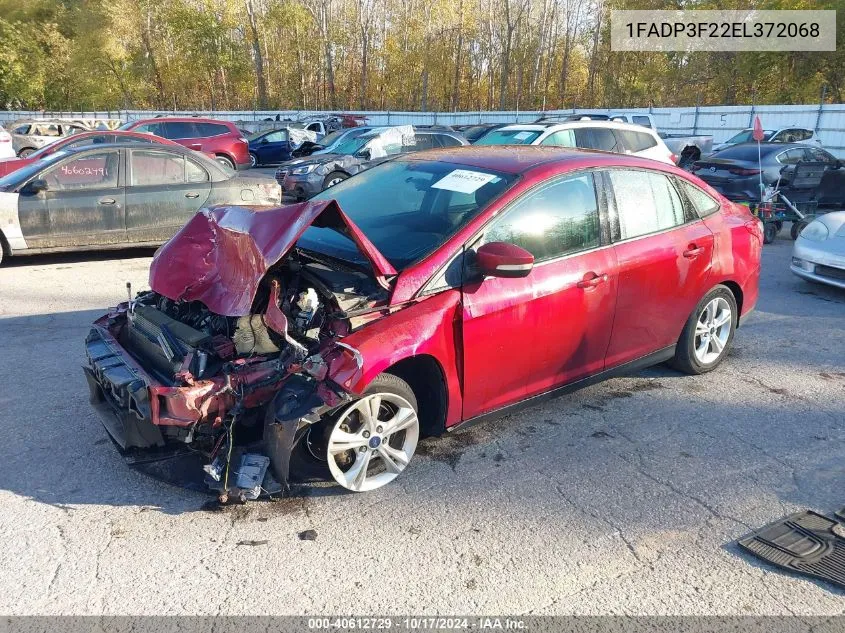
(0, 229), (843, 616)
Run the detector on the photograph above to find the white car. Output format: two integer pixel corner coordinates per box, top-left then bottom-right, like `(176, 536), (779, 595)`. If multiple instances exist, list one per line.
(0, 126), (15, 160)
(791, 212), (845, 290)
(476, 120), (677, 165)
(713, 127), (822, 153)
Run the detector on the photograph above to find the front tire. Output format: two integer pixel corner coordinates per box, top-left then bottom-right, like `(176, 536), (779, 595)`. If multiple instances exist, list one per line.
(273, 373), (420, 493)
(670, 285), (737, 375)
(18, 148), (35, 158)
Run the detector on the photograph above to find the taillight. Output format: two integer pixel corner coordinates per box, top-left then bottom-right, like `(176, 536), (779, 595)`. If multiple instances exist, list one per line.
(238, 137), (248, 144)
(728, 167), (761, 176)
(670, 153), (678, 164)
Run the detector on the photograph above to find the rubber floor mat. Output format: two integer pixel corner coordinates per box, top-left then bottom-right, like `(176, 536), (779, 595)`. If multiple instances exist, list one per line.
(739, 510), (845, 590)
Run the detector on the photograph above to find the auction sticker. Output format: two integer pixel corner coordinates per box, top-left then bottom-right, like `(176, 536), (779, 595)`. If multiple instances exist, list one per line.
(432, 170), (497, 194)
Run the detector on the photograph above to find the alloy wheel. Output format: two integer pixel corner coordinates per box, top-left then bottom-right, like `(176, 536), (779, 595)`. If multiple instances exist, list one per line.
(326, 393), (419, 492)
(326, 177), (344, 187)
(693, 297), (732, 365)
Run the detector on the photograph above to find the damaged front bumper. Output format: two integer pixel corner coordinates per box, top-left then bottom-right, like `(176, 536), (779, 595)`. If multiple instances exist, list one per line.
(83, 312), (363, 498)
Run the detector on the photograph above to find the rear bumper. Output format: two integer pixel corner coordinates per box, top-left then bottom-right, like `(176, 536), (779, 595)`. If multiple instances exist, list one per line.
(282, 174), (322, 200)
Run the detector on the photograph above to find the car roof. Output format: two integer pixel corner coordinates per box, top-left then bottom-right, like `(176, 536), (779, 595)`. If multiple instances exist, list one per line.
(132, 116), (233, 125)
(399, 145), (675, 175)
(498, 120), (657, 134)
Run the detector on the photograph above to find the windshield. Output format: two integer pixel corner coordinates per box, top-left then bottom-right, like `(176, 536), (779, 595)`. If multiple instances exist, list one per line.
(475, 129), (542, 145)
(317, 129), (347, 147)
(298, 160), (518, 270)
(330, 134), (374, 156)
(725, 129), (774, 144)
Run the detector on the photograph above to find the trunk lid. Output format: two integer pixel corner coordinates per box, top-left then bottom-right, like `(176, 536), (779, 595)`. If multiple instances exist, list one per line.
(148, 200), (397, 316)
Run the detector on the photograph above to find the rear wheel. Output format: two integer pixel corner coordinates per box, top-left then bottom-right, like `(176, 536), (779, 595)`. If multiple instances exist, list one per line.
(248, 152), (258, 168)
(18, 147), (35, 158)
(671, 285), (737, 375)
(215, 155), (235, 170)
(322, 171), (347, 190)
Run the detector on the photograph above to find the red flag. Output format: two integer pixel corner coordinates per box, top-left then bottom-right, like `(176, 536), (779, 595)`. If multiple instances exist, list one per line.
(752, 115), (765, 142)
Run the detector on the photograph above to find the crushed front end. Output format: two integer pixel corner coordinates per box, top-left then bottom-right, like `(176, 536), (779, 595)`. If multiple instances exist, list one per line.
(83, 202), (392, 501)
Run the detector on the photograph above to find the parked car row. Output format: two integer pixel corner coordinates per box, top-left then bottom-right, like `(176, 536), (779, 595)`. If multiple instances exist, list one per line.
(0, 142), (280, 264)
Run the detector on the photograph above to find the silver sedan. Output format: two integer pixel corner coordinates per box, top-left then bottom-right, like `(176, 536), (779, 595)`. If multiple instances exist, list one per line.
(791, 211), (845, 289)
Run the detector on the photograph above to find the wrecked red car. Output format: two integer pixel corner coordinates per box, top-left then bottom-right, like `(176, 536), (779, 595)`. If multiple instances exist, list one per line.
(84, 146), (762, 498)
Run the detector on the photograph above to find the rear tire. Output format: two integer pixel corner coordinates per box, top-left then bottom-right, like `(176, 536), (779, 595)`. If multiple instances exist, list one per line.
(670, 285), (737, 375)
(18, 148), (35, 158)
(215, 155), (235, 170)
(248, 152), (258, 168)
(322, 171), (348, 190)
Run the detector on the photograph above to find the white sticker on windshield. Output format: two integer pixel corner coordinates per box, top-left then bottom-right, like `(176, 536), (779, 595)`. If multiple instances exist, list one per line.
(514, 131), (532, 141)
(431, 169), (497, 194)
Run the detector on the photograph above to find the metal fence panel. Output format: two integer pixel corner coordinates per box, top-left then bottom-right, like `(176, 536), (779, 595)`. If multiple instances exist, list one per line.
(2, 104), (843, 155)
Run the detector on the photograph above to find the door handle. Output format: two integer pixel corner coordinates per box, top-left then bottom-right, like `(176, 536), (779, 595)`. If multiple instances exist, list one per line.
(189, 144), (202, 150)
(185, 192), (200, 199)
(98, 198), (116, 205)
(577, 272), (608, 289)
(683, 245), (705, 258)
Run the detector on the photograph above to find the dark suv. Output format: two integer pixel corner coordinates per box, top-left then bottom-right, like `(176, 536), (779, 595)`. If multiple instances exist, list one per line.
(120, 117), (250, 170)
(275, 126), (468, 199)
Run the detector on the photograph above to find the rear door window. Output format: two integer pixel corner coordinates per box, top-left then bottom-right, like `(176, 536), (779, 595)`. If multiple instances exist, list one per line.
(161, 122), (198, 139)
(130, 149), (186, 186)
(195, 123), (229, 137)
(778, 149), (806, 165)
(540, 129), (576, 147)
(608, 170), (685, 240)
(575, 127), (620, 152)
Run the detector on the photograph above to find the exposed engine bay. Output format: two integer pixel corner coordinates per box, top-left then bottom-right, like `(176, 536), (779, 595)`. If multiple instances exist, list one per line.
(85, 248), (387, 502)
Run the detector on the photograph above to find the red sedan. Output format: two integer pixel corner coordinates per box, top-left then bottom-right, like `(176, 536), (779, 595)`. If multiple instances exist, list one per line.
(0, 130), (181, 178)
(84, 146), (762, 497)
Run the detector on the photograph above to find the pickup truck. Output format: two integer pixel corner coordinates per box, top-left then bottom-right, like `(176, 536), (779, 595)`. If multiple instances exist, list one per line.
(659, 133), (714, 169)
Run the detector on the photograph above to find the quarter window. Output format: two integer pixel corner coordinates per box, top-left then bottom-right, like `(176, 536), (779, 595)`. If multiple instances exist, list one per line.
(130, 150), (186, 186)
(186, 159), (209, 183)
(161, 122), (197, 139)
(619, 130), (657, 152)
(609, 170), (685, 240)
(482, 173), (600, 261)
(678, 180), (720, 217)
(632, 116), (652, 127)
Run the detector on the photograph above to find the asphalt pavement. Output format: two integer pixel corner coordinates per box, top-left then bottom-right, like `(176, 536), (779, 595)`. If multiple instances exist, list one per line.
(0, 228), (843, 615)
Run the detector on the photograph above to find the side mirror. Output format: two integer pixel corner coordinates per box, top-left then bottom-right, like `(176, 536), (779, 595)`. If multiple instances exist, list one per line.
(476, 242), (534, 278)
(357, 148), (372, 160)
(22, 178), (48, 195)
(833, 160), (842, 170)
(260, 138), (268, 144)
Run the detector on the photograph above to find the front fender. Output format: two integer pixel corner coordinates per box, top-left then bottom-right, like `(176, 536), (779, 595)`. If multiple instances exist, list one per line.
(336, 289), (464, 427)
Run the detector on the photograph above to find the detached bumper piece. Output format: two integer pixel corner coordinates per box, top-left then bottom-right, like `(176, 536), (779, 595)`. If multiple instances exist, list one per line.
(84, 327), (164, 450)
(739, 510), (845, 591)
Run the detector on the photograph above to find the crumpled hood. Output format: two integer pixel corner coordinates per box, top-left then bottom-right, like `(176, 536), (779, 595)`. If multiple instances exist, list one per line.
(148, 200), (397, 316)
